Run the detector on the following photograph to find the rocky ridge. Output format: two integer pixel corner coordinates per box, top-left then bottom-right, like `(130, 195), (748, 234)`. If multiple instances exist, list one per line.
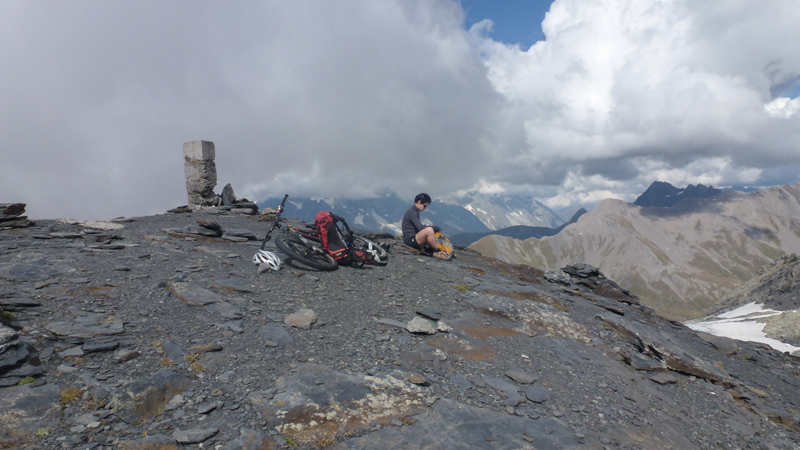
(470, 183), (800, 321)
(2, 210), (800, 449)
(633, 182), (723, 208)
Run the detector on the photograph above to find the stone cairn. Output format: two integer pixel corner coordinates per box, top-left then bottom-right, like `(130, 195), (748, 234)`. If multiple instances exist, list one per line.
(183, 141), (218, 210)
(177, 141), (258, 216)
(0, 203), (33, 228)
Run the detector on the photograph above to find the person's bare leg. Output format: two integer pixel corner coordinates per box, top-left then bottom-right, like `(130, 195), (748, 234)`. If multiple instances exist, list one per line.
(415, 227), (435, 246)
(416, 227), (445, 257)
(425, 233), (438, 250)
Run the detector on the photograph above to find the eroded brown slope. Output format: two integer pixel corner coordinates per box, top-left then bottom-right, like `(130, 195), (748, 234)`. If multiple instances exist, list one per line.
(471, 184), (800, 320)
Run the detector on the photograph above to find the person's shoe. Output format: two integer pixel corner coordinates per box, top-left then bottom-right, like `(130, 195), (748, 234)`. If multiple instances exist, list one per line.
(433, 251), (451, 260)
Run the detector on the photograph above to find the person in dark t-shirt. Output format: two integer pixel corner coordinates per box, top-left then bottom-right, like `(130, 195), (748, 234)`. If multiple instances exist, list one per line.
(401, 193), (449, 259)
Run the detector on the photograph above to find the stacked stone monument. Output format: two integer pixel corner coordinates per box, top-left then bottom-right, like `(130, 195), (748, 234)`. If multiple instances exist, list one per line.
(183, 141), (218, 210)
(181, 141), (258, 215)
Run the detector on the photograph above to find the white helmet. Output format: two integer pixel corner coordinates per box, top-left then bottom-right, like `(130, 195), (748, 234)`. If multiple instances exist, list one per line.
(253, 250), (281, 271)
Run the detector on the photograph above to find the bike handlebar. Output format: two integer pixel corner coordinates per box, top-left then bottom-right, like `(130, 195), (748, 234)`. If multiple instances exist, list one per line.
(260, 194), (290, 250)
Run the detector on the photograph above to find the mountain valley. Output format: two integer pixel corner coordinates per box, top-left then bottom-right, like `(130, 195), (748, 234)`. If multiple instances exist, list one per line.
(470, 183), (800, 321)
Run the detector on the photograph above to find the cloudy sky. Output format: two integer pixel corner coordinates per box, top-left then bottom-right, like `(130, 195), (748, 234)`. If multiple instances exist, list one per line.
(2, 0), (799, 220)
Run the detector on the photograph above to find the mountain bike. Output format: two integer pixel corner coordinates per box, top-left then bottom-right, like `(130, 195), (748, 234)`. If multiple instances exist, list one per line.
(295, 223), (390, 266)
(259, 195), (338, 271)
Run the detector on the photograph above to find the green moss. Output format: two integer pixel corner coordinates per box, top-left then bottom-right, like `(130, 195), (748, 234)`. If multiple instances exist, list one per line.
(60, 387), (82, 407)
(0, 310), (14, 326)
(452, 285), (472, 293)
(18, 376), (36, 386)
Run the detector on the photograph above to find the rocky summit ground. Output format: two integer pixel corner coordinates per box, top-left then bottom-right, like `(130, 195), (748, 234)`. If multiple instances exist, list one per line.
(3, 211), (800, 450)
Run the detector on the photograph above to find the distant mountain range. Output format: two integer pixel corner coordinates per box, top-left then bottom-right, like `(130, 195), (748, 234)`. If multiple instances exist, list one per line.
(634, 181), (722, 207)
(257, 193), (563, 236)
(439, 194), (562, 229)
(450, 209), (587, 247)
(470, 183), (800, 321)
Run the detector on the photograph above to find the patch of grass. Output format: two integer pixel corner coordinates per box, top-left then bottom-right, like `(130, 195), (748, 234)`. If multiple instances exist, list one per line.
(65, 356), (86, 366)
(17, 376), (36, 386)
(189, 362), (205, 372)
(185, 353), (199, 363)
(453, 285), (472, 293)
(1, 310), (14, 326)
(35, 428), (51, 438)
(159, 357), (175, 367)
(316, 437), (335, 448)
(60, 387), (82, 407)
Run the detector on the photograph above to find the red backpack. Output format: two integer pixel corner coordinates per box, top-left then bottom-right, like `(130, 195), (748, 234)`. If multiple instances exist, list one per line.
(313, 211), (366, 266)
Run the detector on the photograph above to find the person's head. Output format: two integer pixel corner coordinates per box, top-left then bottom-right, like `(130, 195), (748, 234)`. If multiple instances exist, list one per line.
(414, 193), (432, 210)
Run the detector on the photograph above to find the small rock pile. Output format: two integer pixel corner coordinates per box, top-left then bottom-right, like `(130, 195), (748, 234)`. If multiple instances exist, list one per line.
(0, 323), (42, 388)
(546, 263), (639, 306)
(0, 203), (33, 228)
(164, 217), (259, 243)
(170, 184), (259, 216)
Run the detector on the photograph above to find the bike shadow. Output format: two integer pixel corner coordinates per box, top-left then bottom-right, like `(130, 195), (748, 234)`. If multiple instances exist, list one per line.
(280, 257), (382, 271)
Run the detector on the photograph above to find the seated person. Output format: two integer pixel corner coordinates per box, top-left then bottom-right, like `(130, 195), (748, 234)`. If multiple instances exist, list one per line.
(401, 193), (449, 259)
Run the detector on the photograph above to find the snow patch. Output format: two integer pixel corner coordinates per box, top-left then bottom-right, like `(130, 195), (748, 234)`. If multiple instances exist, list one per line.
(686, 302), (800, 353)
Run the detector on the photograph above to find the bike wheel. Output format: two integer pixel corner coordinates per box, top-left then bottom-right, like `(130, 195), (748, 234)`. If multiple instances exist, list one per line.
(275, 233), (338, 271)
(435, 232), (454, 258)
(352, 235), (389, 266)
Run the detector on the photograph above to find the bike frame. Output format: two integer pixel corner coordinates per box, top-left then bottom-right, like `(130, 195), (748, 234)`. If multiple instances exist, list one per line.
(260, 194), (289, 250)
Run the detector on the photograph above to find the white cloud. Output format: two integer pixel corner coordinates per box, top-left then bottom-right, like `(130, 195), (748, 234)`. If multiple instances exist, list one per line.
(766, 97), (800, 118)
(1, 0), (800, 220)
(475, 0), (800, 200)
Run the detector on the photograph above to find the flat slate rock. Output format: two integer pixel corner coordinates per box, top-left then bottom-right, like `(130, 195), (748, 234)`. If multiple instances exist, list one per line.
(470, 294), (592, 343)
(0, 383), (62, 437)
(597, 312), (731, 384)
(257, 324), (294, 348)
(1, 341), (35, 372)
(505, 368), (538, 384)
(416, 306), (442, 321)
(202, 301), (245, 320)
(525, 386), (552, 403)
(0, 263), (75, 281)
(210, 277), (255, 293)
(221, 229), (258, 240)
(113, 370), (192, 424)
(168, 282), (223, 306)
(219, 428), (276, 450)
(45, 313), (124, 341)
(335, 398), (581, 449)
(0, 324), (16, 345)
(250, 364), (435, 447)
(173, 427), (219, 444)
(0, 297), (42, 308)
(120, 434), (178, 450)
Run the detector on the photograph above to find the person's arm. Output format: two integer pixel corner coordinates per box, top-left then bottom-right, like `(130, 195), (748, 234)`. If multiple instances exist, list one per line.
(409, 209), (426, 232)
